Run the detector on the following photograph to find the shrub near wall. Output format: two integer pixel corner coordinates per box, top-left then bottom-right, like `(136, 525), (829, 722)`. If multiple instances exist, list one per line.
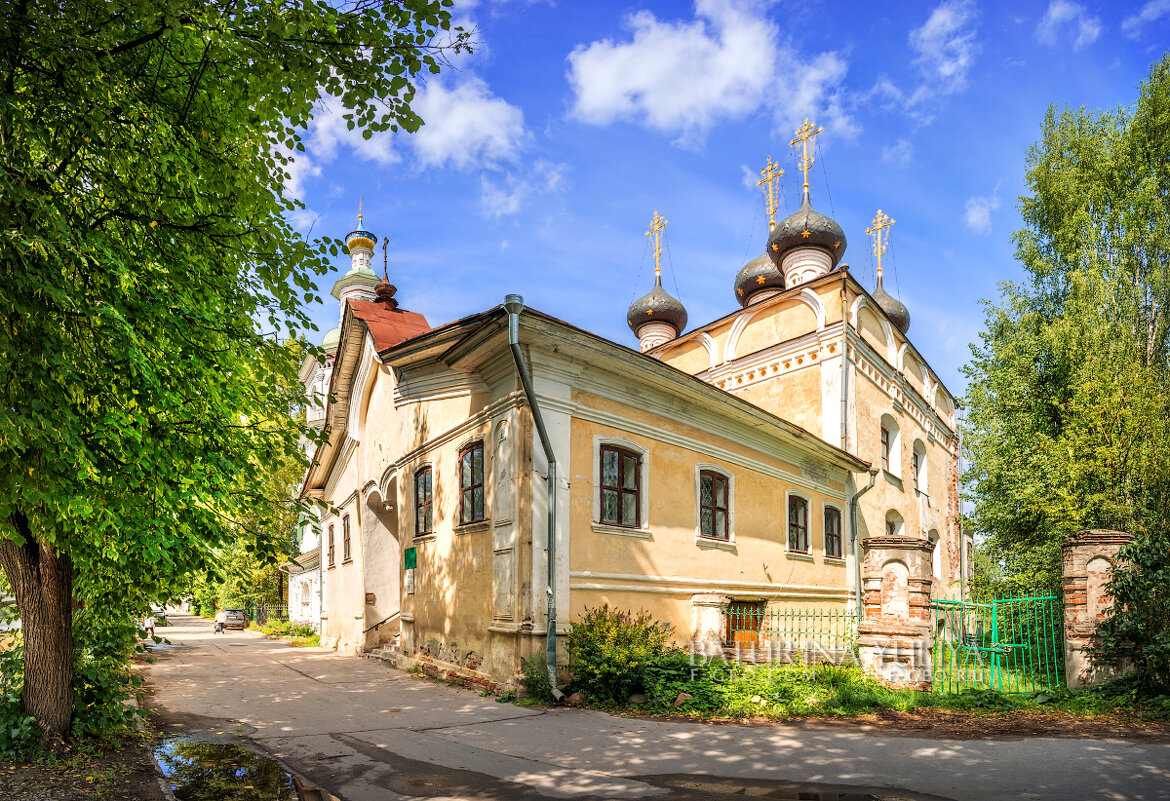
(566, 606), (673, 703)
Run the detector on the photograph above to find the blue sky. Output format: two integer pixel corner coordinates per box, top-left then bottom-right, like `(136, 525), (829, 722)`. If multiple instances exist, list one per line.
(288, 0), (1170, 395)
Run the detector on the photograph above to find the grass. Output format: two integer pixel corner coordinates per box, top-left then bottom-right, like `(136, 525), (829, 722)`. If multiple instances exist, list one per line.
(554, 658), (1170, 723)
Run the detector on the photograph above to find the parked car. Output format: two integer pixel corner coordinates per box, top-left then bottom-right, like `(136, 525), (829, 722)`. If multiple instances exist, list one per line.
(223, 609), (247, 630)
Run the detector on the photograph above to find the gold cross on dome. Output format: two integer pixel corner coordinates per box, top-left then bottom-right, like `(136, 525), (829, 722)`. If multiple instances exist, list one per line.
(757, 156), (784, 230)
(866, 209), (895, 279)
(790, 117), (824, 193)
(646, 210), (668, 278)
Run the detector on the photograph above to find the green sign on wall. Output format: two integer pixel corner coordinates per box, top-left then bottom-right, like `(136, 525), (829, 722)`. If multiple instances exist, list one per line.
(404, 546), (417, 570)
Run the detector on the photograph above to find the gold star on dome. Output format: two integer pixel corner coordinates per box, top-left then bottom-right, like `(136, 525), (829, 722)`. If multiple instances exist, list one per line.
(756, 275), (766, 285)
(737, 288), (744, 296)
(646, 309), (654, 316)
(801, 228), (812, 238)
(833, 241), (841, 249)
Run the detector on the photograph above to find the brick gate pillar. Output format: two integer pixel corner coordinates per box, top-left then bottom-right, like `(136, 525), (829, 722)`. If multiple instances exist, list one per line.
(1062, 529), (1133, 689)
(856, 536), (935, 689)
(690, 593), (730, 660)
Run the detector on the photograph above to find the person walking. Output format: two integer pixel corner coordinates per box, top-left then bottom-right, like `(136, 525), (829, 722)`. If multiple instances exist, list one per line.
(143, 614), (156, 640)
(214, 609), (227, 634)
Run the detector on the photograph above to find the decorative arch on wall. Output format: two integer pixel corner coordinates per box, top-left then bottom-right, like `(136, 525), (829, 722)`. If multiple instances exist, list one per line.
(696, 332), (719, 370)
(797, 288), (827, 331)
(880, 413), (902, 478)
(724, 308), (759, 363)
(912, 439), (928, 495)
(885, 508), (905, 538)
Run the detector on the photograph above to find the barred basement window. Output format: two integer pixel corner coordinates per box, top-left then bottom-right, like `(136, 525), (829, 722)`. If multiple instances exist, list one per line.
(459, 442), (485, 524)
(600, 445), (640, 527)
(699, 470), (729, 539)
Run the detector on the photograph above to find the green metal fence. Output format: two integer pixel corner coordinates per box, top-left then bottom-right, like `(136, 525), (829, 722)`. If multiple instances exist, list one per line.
(724, 603), (859, 663)
(931, 594), (1064, 693)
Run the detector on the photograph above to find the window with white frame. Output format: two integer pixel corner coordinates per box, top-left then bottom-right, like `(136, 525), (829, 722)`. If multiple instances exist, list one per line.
(879, 413), (901, 477)
(912, 439), (927, 494)
(593, 437), (649, 532)
(697, 468), (730, 540)
(788, 494), (810, 553)
(824, 505), (843, 559)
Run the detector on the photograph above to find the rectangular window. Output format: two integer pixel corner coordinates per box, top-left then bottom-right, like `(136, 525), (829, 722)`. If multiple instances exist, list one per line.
(415, 466), (433, 536)
(912, 451), (920, 491)
(327, 525), (335, 566)
(788, 496), (809, 553)
(459, 443), (486, 524)
(699, 470), (729, 539)
(600, 445), (640, 527)
(342, 514), (351, 561)
(824, 507), (843, 559)
(880, 427), (891, 472)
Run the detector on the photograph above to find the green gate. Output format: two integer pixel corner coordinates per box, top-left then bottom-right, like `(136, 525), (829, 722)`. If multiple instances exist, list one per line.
(931, 594), (1064, 693)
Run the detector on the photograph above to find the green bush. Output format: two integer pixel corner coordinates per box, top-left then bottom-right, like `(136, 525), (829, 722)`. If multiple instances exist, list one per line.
(520, 656), (556, 703)
(1094, 531), (1170, 691)
(642, 652), (722, 712)
(260, 619), (291, 636)
(566, 606), (673, 703)
(288, 622), (316, 638)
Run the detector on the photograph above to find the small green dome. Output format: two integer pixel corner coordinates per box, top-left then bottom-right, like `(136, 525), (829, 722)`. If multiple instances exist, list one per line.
(321, 326), (341, 353)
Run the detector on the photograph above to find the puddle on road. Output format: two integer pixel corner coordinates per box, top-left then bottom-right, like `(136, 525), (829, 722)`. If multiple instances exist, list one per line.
(154, 740), (341, 801)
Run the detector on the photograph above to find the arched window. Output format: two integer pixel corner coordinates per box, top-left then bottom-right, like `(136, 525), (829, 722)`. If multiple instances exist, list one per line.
(414, 466), (433, 536)
(885, 509), (904, 538)
(824, 505), (843, 559)
(788, 494), (810, 553)
(880, 413), (901, 477)
(913, 440), (927, 494)
(459, 442), (486, 524)
(928, 529), (941, 580)
(698, 468), (731, 540)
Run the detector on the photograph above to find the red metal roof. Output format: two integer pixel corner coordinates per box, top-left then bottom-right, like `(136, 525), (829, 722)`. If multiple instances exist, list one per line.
(348, 299), (430, 351)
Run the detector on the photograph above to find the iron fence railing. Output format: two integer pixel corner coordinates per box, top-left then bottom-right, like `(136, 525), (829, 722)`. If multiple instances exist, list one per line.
(724, 603), (859, 663)
(932, 593), (1064, 694)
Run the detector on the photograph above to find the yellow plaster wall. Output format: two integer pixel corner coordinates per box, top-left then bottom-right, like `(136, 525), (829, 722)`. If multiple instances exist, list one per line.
(856, 306), (888, 356)
(662, 339), (711, 375)
(735, 299), (818, 360)
(731, 366), (823, 435)
(566, 392), (852, 646)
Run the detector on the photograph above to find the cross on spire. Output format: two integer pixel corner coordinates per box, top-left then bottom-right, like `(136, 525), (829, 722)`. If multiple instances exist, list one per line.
(757, 156), (784, 230)
(790, 117), (824, 196)
(646, 210), (668, 279)
(866, 209), (895, 282)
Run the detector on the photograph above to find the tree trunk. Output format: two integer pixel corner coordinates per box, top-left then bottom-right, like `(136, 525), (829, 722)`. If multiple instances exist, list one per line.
(0, 512), (74, 746)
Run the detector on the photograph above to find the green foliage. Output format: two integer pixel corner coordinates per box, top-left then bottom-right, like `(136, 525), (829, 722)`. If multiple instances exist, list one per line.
(69, 609), (143, 743)
(1094, 531), (1170, 690)
(0, 0), (468, 742)
(565, 606), (674, 703)
(0, 636), (39, 757)
(963, 54), (1170, 592)
(520, 656), (556, 703)
(288, 622), (316, 639)
(641, 652), (722, 711)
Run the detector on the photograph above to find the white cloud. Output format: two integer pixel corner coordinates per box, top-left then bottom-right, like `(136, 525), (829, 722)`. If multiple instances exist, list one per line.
(412, 77), (527, 169)
(480, 174), (527, 218)
(882, 139), (914, 165)
(1122, 0), (1170, 38)
(566, 0), (853, 145)
(1036, 1), (1101, 49)
(964, 193), (1000, 233)
(908, 0), (980, 106)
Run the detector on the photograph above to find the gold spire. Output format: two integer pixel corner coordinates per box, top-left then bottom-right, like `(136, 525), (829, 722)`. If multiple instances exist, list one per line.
(866, 209), (895, 282)
(757, 156), (784, 230)
(790, 117), (824, 195)
(646, 210), (667, 280)
(358, 196), (363, 225)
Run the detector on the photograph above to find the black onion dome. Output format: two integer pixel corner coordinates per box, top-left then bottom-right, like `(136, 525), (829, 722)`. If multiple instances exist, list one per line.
(627, 275), (687, 335)
(873, 281), (910, 334)
(734, 253), (784, 307)
(766, 192), (847, 269)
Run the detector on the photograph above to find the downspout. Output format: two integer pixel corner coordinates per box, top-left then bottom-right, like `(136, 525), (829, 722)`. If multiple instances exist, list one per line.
(504, 295), (565, 702)
(840, 279), (849, 450)
(850, 468), (879, 614)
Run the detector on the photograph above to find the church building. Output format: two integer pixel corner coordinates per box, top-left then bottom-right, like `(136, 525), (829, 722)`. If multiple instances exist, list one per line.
(298, 121), (966, 688)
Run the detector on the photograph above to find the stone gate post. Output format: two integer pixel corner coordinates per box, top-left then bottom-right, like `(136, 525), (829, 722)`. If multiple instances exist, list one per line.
(1061, 529), (1133, 689)
(690, 593), (729, 661)
(856, 536), (935, 689)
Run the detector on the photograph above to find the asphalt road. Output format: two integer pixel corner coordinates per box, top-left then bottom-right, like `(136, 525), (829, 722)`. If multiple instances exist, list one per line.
(145, 613), (1170, 801)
